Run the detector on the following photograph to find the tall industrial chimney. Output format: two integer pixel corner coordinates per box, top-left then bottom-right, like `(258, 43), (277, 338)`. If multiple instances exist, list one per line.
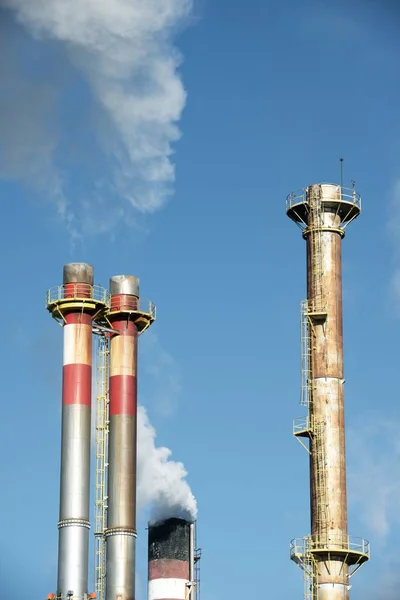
(286, 184), (370, 600)
(46, 263), (108, 599)
(105, 275), (155, 600)
(148, 518), (195, 600)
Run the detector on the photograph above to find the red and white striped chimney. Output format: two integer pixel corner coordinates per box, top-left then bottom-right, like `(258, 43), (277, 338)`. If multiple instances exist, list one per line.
(148, 518), (193, 600)
(46, 263), (107, 600)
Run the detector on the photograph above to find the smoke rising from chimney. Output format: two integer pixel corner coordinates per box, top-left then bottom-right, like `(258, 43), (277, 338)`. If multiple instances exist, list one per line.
(3, 0), (192, 231)
(137, 405), (197, 522)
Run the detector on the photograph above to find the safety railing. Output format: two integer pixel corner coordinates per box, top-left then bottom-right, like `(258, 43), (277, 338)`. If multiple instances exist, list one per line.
(293, 416), (312, 436)
(290, 536), (310, 558)
(46, 284), (109, 307)
(46, 594), (96, 600)
(142, 299), (156, 320)
(286, 184), (361, 215)
(290, 535), (370, 560)
(109, 296), (156, 320)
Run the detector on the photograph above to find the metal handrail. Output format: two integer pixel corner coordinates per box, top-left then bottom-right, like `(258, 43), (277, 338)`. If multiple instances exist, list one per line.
(109, 297), (156, 320)
(141, 299), (156, 320)
(46, 284), (109, 307)
(46, 595), (96, 600)
(293, 416), (312, 434)
(286, 184), (361, 214)
(46, 286), (156, 324)
(290, 535), (370, 558)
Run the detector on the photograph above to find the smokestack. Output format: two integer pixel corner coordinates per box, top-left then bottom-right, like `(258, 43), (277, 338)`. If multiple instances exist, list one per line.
(148, 518), (192, 600)
(287, 184), (370, 599)
(106, 275), (155, 600)
(46, 263), (107, 599)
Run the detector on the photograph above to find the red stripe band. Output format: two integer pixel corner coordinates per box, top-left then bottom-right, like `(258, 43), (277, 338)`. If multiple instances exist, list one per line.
(64, 283), (92, 299)
(148, 560), (189, 580)
(62, 364), (92, 406)
(109, 375), (137, 415)
(65, 312), (92, 326)
(110, 294), (139, 313)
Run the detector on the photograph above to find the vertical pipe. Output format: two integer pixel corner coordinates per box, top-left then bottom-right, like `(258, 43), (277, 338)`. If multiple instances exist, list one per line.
(58, 263), (94, 599)
(306, 185), (348, 599)
(287, 183), (367, 600)
(106, 275), (140, 600)
(189, 524), (195, 587)
(148, 518), (191, 600)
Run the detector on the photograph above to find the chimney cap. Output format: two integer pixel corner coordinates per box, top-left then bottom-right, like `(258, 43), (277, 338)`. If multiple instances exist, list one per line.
(63, 263), (94, 285)
(110, 275), (140, 297)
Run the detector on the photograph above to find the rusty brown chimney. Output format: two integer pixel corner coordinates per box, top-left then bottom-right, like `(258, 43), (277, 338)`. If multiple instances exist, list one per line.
(287, 183), (370, 600)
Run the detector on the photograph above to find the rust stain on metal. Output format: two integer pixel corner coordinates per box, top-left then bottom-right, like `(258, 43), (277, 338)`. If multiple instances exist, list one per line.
(110, 334), (137, 377)
(287, 183), (367, 599)
(305, 186), (348, 589)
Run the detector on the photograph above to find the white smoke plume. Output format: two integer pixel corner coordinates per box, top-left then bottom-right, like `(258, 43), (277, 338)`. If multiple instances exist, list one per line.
(137, 404), (197, 522)
(2, 0), (192, 231)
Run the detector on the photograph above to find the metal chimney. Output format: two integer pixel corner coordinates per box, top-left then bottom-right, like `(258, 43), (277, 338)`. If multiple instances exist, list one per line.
(105, 275), (155, 600)
(46, 263), (107, 599)
(286, 184), (370, 600)
(148, 518), (192, 600)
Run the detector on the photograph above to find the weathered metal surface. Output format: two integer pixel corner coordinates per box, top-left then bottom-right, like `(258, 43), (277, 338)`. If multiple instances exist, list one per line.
(63, 321), (92, 366)
(110, 275), (140, 298)
(288, 183), (367, 600)
(148, 519), (191, 562)
(107, 415), (137, 527)
(58, 304), (93, 598)
(106, 534), (136, 600)
(148, 519), (191, 600)
(286, 183), (361, 229)
(57, 514), (90, 598)
(149, 559), (190, 580)
(318, 583), (349, 600)
(106, 289), (139, 600)
(58, 406), (91, 596)
(148, 578), (189, 600)
(63, 263), (94, 285)
(110, 334), (137, 378)
(306, 185), (349, 594)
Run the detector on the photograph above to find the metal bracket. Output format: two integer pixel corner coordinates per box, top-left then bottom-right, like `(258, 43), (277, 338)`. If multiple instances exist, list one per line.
(93, 324), (119, 336)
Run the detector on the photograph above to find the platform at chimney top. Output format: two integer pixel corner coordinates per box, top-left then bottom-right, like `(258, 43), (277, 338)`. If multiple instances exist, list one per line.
(46, 283), (109, 321)
(290, 535), (370, 577)
(286, 183), (361, 231)
(106, 296), (156, 333)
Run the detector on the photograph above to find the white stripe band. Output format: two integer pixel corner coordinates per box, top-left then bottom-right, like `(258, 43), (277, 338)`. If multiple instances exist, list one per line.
(63, 324), (92, 366)
(318, 583), (349, 599)
(110, 335), (136, 376)
(148, 578), (189, 600)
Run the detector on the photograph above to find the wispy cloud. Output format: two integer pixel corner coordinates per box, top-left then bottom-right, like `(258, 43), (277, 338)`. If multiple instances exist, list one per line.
(0, 15), (76, 233)
(2, 0), (193, 235)
(347, 411), (400, 545)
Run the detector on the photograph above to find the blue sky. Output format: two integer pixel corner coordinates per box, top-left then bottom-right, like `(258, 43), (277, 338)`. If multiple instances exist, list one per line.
(1, 0), (400, 598)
